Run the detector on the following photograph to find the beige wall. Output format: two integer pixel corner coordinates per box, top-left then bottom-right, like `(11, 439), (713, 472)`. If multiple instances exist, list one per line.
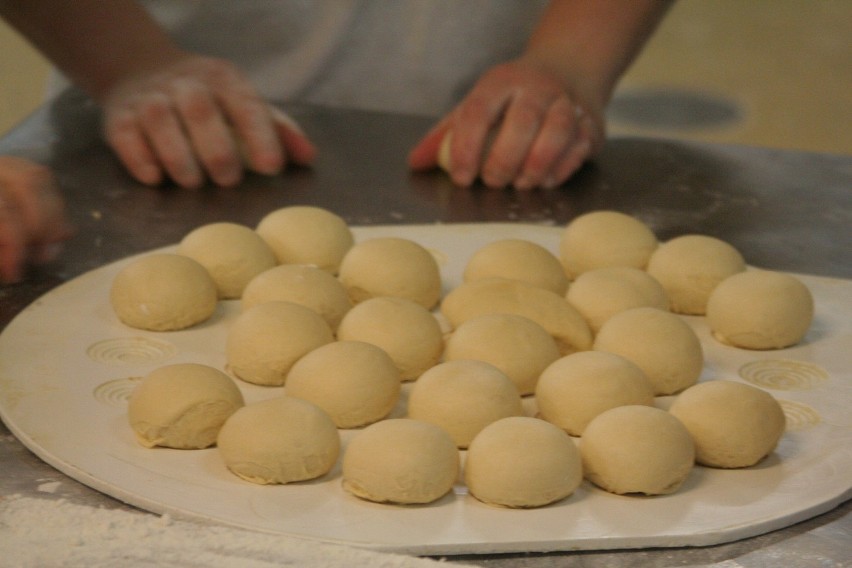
(0, 20), (51, 135)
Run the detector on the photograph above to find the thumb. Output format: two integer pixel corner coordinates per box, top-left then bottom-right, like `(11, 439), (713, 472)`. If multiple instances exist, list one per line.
(270, 108), (317, 167)
(407, 119), (451, 171)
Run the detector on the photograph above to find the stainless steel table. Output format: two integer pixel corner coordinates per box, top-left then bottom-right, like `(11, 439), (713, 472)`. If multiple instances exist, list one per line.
(1, 88), (850, 567)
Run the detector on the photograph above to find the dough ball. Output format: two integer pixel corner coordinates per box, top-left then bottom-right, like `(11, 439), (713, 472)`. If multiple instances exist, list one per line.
(593, 307), (703, 396)
(226, 301), (334, 386)
(566, 266), (670, 334)
(444, 313), (560, 395)
(217, 396), (340, 485)
(255, 206), (353, 273)
(581, 405), (695, 495)
(336, 296), (444, 381)
(463, 238), (569, 295)
(342, 419), (459, 504)
(465, 416), (582, 508)
(437, 129), (497, 173)
(241, 264), (352, 331)
(285, 341), (400, 429)
(706, 270), (814, 350)
(128, 363), (244, 449)
(177, 222), (276, 299)
(559, 211), (658, 279)
(441, 278), (592, 355)
(408, 360), (524, 448)
(669, 380), (786, 468)
(646, 234), (746, 315)
(535, 351), (655, 436)
(110, 253), (218, 331)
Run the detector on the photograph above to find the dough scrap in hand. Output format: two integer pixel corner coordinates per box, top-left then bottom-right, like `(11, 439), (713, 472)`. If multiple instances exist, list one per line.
(256, 205), (353, 273)
(463, 238), (569, 295)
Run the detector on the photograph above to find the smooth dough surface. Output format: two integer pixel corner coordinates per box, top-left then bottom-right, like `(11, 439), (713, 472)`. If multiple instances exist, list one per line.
(285, 341), (400, 429)
(128, 363), (244, 449)
(177, 222), (276, 299)
(217, 397), (340, 485)
(463, 238), (569, 295)
(580, 405), (695, 495)
(706, 270), (814, 350)
(407, 360), (524, 448)
(465, 416), (582, 508)
(669, 380), (786, 468)
(342, 419), (459, 504)
(110, 253), (218, 331)
(336, 296), (444, 380)
(255, 206), (353, 273)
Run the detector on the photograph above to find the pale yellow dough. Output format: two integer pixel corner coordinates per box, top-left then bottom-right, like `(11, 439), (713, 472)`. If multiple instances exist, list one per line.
(110, 253), (218, 331)
(226, 301), (334, 386)
(217, 397), (340, 485)
(128, 363), (244, 449)
(669, 380), (786, 468)
(342, 419), (459, 505)
(580, 405), (695, 495)
(285, 341), (401, 429)
(177, 222), (276, 299)
(255, 206), (354, 273)
(465, 416), (582, 508)
(336, 296), (444, 381)
(463, 238), (569, 295)
(407, 360), (524, 448)
(535, 351), (655, 436)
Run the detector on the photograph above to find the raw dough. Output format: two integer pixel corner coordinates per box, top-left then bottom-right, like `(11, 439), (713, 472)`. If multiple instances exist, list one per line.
(565, 266), (670, 333)
(593, 307), (703, 396)
(706, 270), (814, 349)
(177, 222), (276, 299)
(407, 360), (524, 448)
(342, 419), (459, 504)
(465, 416), (582, 508)
(110, 253), (218, 331)
(535, 351), (655, 436)
(559, 210), (658, 279)
(241, 264), (352, 331)
(217, 396), (340, 485)
(646, 234), (746, 315)
(336, 296), (444, 381)
(669, 380), (786, 468)
(580, 405), (695, 495)
(463, 238), (569, 295)
(338, 237), (442, 309)
(128, 363), (244, 449)
(444, 313), (560, 396)
(285, 341), (401, 429)
(226, 301), (334, 386)
(255, 206), (353, 273)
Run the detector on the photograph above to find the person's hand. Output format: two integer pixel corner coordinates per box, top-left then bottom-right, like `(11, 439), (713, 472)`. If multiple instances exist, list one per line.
(0, 157), (74, 283)
(408, 59), (604, 190)
(100, 53), (317, 189)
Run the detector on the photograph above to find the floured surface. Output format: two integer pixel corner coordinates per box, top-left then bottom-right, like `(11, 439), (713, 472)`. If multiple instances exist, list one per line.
(0, 223), (850, 555)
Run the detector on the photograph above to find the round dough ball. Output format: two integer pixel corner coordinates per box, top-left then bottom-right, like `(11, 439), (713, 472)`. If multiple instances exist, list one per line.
(706, 270), (814, 350)
(646, 234), (746, 315)
(444, 313), (560, 395)
(342, 419), (459, 504)
(256, 206), (353, 273)
(464, 238), (569, 295)
(566, 266), (670, 334)
(535, 351), (655, 436)
(408, 360), (523, 448)
(285, 341), (401, 429)
(465, 416), (582, 508)
(336, 296), (444, 381)
(593, 307), (703, 396)
(217, 396), (340, 485)
(437, 129), (497, 173)
(581, 405), (695, 495)
(128, 363), (244, 449)
(110, 253), (218, 331)
(441, 278), (592, 355)
(669, 380), (786, 468)
(226, 301), (334, 386)
(559, 211), (658, 279)
(338, 237), (442, 309)
(177, 222), (276, 299)
(241, 264), (352, 331)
